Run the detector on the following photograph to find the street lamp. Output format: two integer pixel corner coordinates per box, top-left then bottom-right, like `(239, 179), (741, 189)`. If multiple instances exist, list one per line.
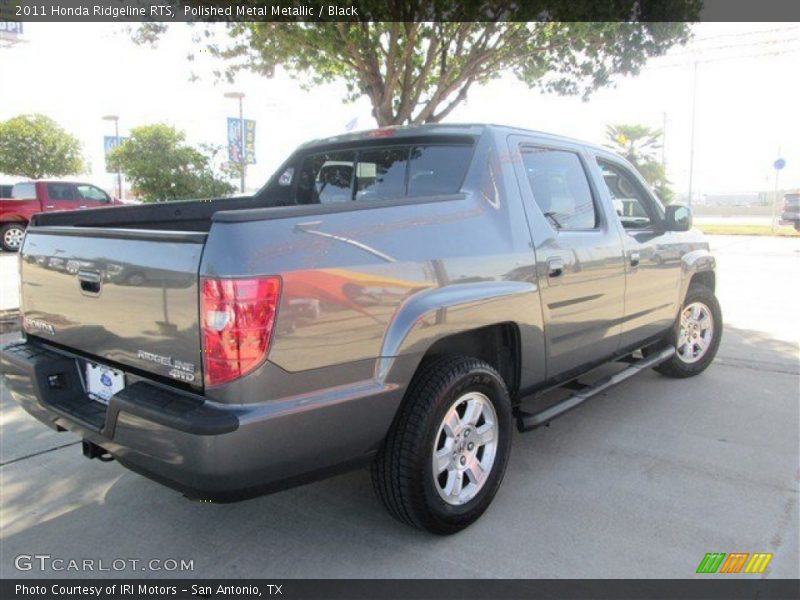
(102, 115), (122, 200)
(224, 92), (246, 193)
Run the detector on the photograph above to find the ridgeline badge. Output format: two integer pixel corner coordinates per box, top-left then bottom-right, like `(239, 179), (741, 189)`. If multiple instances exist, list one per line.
(137, 350), (196, 383)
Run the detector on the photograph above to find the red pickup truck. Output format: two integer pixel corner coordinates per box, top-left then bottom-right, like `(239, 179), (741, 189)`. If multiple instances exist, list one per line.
(0, 180), (120, 251)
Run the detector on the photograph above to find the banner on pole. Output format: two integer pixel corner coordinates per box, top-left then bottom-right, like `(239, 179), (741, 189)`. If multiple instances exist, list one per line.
(227, 117), (256, 165)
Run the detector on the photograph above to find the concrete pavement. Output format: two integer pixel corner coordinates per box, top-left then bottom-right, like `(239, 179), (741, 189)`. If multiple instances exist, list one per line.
(0, 236), (798, 579)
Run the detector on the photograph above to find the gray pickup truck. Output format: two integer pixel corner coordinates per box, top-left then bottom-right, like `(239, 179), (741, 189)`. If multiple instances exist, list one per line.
(1, 124), (721, 534)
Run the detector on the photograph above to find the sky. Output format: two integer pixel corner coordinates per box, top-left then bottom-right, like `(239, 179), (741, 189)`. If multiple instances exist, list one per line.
(0, 22), (798, 200)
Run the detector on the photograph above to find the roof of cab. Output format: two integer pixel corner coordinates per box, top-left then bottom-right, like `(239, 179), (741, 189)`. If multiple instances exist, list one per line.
(298, 122), (604, 153)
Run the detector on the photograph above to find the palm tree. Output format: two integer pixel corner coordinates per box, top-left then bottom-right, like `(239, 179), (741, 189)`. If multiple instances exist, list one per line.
(605, 124), (662, 164)
(605, 124), (673, 204)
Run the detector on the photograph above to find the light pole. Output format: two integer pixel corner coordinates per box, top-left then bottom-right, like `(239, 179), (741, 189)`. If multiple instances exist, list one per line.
(687, 61), (698, 207)
(224, 92), (246, 193)
(102, 115), (122, 199)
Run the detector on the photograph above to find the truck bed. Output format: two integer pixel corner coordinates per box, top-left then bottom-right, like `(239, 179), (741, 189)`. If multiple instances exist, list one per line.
(31, 194), (273, 232)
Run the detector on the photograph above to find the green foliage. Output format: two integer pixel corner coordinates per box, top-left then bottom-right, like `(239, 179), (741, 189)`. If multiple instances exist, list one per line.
(135, 5), (696, 126)
(605, 123), (674, 204)
(107, 124), (235, 202)
(0, 114), (84, 179)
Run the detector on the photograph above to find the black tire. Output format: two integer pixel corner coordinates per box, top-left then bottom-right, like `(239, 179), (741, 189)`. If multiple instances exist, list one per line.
(1, 222), (26, 252)
(371, 355), (513, 535)
(653, 283), (723, 378)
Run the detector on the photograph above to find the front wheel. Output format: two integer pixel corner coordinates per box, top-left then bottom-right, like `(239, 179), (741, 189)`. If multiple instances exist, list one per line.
(1, 223), (26, 252)
(371, 356), (512, 535)
(653, 283), (723, 378)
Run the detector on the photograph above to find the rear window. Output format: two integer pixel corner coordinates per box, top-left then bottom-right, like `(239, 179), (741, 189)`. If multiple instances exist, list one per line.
(295, 144), (471, 205)
(11, 183), (36, 200)
(408, 145), (472, 197)
(296, 151), (355, 205)
(355, 148), (408, 201)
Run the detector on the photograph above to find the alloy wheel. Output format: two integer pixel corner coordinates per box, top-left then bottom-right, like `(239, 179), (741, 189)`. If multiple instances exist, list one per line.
(677, 301), (714, 364)
(432, 391), (499, 506)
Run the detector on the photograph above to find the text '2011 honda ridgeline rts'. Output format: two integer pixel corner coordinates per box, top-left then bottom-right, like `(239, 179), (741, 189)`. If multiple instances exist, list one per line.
(1, 124), (721, 534)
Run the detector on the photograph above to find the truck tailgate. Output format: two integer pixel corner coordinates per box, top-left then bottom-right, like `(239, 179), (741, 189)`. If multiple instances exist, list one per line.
(20, 227), (206, 389)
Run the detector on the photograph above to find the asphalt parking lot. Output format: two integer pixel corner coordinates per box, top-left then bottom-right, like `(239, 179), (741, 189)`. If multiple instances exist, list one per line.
(0, 235), (798, 579)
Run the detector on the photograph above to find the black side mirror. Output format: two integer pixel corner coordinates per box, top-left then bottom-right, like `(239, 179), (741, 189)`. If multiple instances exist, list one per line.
(665, 204), (692, 232)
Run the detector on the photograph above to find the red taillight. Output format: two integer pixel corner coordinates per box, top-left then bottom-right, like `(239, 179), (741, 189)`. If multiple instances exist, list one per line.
(200, 276), (281, 387)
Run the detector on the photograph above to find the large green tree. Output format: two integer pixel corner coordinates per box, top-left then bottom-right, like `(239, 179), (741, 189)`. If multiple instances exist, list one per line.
(605, 123), (674, 204)
(0, 114), (84, 179)
(135, 4), (697, 126)
(107, 124), (235, 202)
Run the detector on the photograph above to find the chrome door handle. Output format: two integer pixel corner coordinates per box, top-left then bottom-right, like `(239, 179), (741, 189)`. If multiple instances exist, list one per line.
(629, 251), (641, 268)
(77, 269), (102, 283)
(45, 204), (55, 209)
(548, 258), (565, 277)
(79, 205), (87, 209)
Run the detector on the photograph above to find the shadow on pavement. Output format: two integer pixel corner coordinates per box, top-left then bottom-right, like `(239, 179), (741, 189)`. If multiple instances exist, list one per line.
(0, 325), (797, 579)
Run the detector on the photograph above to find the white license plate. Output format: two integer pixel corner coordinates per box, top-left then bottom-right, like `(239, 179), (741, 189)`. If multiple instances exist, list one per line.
(85, 362), (125, 404)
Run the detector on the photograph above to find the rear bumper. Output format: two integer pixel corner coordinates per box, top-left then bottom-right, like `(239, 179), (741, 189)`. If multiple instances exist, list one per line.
(1, 339), (403, 501)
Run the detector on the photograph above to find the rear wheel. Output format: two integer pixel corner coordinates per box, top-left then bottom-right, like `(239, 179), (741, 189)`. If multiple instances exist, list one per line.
(653, 283), (722, 378)
(1, 223), (25, 252)
(371, 356), (512, 535)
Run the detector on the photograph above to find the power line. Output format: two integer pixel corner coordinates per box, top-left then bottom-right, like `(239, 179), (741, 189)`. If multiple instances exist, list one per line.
(659, 36), (800, 61)
(689, 25), (800, 44)
(651, 46), (800, 70)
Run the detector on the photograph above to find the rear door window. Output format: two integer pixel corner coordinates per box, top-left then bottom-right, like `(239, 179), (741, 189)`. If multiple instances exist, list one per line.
(46, 183), (77, 202)
(520, 147), (597, 230)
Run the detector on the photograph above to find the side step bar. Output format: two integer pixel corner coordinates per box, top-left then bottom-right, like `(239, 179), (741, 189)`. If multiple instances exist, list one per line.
(515, 346), (675, 433)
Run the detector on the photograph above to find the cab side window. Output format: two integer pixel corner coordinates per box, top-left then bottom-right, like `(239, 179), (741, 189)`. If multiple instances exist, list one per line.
(77, 185), (111, 203)
(520, 147), (597, 230)
(596, 160), (661, 230)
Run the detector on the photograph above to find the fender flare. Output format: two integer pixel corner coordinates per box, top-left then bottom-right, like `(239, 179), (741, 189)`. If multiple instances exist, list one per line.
(376, 280), (538, 383)
(679, 248), (716, 301)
